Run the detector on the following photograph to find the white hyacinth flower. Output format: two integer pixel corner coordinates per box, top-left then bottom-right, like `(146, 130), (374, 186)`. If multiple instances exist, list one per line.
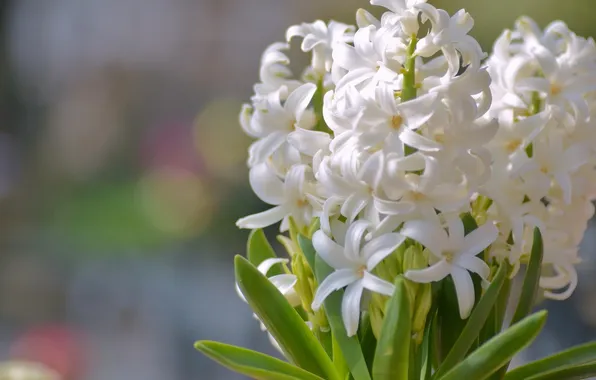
(286, 20), (355, 75)
(311, 221), (405, 336)
(237, 164), (320, 230)
(401, 217), (498, 319)
(245, 83), (317, 168)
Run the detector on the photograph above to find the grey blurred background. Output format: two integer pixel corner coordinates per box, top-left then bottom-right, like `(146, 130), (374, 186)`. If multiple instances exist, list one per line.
(0, 0), (593, 379)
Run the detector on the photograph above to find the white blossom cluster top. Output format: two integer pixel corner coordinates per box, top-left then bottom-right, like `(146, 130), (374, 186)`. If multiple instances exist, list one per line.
(236, 0), (596, 337)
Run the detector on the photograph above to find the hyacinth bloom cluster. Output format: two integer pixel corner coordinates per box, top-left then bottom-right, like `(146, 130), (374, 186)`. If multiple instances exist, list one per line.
(196, 1), (596, 379)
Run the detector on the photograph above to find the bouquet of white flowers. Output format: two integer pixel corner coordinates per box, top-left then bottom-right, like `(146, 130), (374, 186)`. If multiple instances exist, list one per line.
(196, 1), (596, 379)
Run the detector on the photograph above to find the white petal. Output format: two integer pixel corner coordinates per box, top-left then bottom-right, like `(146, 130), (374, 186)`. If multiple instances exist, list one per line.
(248, 132), (287, 166)
(405, 260), (452, 283)
(362, 233), (406, 270)
(269, 274), (301, 306)
(400, 220), (447, 258)
(397, 93), (439, 130)
(302, 34), (322, 51)
(359, 151), (385, 189)
(515, 77), (550, 93)
(312, 230), (353, 269)
(344, 220), (370, 262)
(286, 25), (305, 40)
(312, 269), (359, 310)
(553, 172), (572, 204)
(341, 193), (369, 223)
(236, 205), (288, 229)
(374, 198), (416, 215)
(285, 83), (317, 123)
(342, 281), (365, 337)
(399, 129), (442, 151)
(459, 222), (499, 257)
(362, 272), (395, 296)
(446, 216), (465, 248)
(456, 256), (490, 280)
(320, 196), (343, 236)
(257, 258), (289, 275)
(268, 274), (297, 293)
(288, 128), (331, 156)
(531, 45), (558, 77)
(249, 163), (285, 205)
(451, 266), (475, 319)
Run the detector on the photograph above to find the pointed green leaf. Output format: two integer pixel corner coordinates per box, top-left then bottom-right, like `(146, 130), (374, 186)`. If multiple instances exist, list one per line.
(359, 314), (377, 373)
(372, 276), (412, 380)
(525, 362), (596, 380)
(496, 228), (544, 378)
(439, 311), (547, 380)
(298, 234), (317, 273)
(234, 256), (338, 380)
(511, 227), (543, 325)
(313, 254), (372, 380)
(195, 341), (324, 380)
(436, 275), (468, 362)
(505, 342), (596, 380)
(433, 262), (509, 379)
(247, 229), (283, 276)
(481, 266), (512, 345)
(420, 310), (436, 380)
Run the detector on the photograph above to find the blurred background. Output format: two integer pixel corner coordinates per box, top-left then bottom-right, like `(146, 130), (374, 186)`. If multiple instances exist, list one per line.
(0, 0), (594, 379)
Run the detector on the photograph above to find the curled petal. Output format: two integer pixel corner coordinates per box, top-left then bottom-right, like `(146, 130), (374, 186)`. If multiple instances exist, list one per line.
(362, 233), (406, 270)
(459, 222), (499, 257)
(257, 258), (289, 275)
(362, 272), (395, 296)
(249, 163), (285, 205)
(405, 259), (452, 283)
(401, 220), (447, 258)
(236, 206), (288, 229)
(312, 269), (359, 310)
(451, 266), (476, 319)
(312, 230), (353, 269)
(342, 281), (365, 337)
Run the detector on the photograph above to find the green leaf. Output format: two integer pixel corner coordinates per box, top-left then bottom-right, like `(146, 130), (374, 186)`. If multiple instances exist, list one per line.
(433, 262), (509, 379)
(505, 342), (596, 380)
(436, 276), (468, 362)
(495, 228), (544, 378)
(372, 276), (412, 380)
(439, 311), (548, 380)
(420, 310), (436, 380)
(298, 234), (317, 273)
(524, 362), (596, 380)
(481, 266), (512, 345)
(359, 315), (378, 373)
(247, 229), (283, 276)
(234, 256), (338, 380)
(195, 341), (324, 380)
(511, 227), (544, 325)
(313, 255), (372, 380)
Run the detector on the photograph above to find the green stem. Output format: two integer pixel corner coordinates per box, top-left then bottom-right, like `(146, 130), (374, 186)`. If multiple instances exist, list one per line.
(313, 78), (332, 134)
(525, 91), (541, 157)
(402, 34), (418, 156)
(402, 34), (418, 102)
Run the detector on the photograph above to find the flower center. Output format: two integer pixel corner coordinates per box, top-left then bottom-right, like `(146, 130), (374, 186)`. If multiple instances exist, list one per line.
(433, 132), (445, 143)
(288, 119), (296, 131)
(505, 138), (522, 153)
(540, 165), (549, 174)
(356, 265), (367, 278)
(296, 198), (309, 208)
(550, 82), (562, 96)
(406, 190), (426, 201)
(444, 251), (455, 263)
(391, 115), (403, 130)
